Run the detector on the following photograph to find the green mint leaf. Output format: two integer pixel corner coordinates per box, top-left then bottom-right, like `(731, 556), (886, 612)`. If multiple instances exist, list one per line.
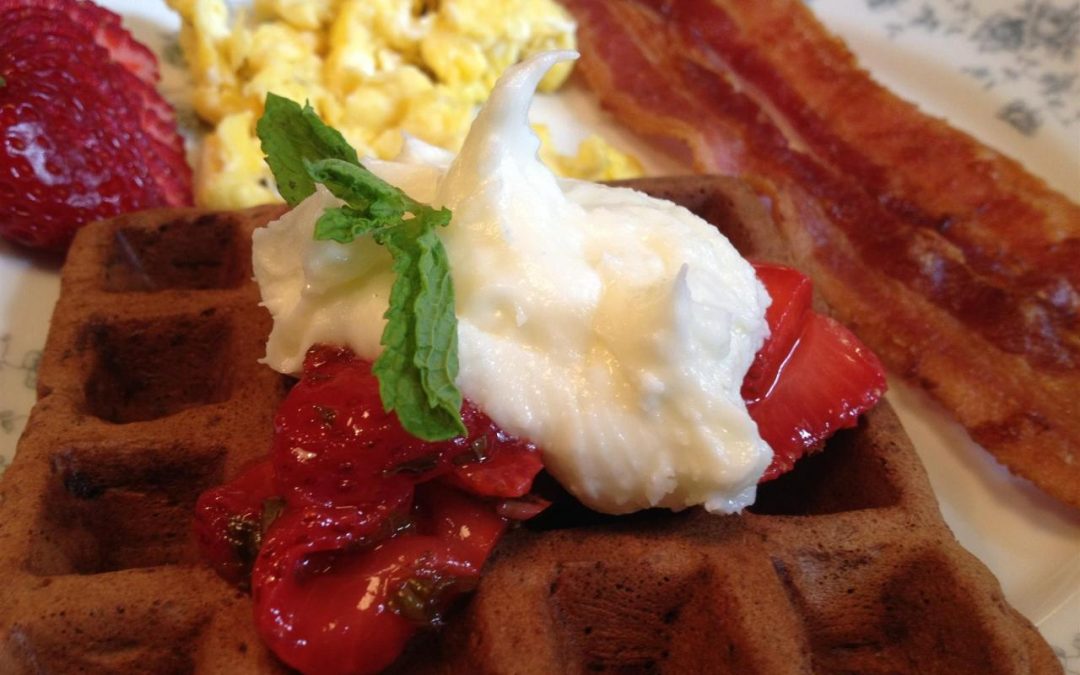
(417, 204), (452, 230)
(306, 157), (463, 438)
(256, 94), (359, 205)
(258, 93), (465, 441)
(410, 223), (459, 411)
(305, 158), (408, 236)
(0, 75), (6, 88)
(306, 157), (404, 204)
(312, 206), (375, 243)
(374, 222), (465, 441)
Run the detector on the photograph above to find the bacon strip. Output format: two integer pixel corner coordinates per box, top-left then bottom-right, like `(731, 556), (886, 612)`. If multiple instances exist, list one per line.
(562, 0), (1080, 509)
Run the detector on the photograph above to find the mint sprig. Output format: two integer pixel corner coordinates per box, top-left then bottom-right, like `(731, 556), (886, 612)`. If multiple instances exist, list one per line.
(257, 94), (465, 441)
(257, 94), (359, 205)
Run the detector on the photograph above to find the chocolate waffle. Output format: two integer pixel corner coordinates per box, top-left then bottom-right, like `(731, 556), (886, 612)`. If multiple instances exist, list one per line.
(0, 177), (1059, 674)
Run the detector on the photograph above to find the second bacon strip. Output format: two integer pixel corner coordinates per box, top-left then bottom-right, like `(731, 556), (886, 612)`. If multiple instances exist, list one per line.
(562, 0), (1080, 509)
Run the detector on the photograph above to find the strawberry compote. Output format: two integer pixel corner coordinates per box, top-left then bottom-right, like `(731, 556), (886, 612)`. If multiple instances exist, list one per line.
(195, 345), (544, 675)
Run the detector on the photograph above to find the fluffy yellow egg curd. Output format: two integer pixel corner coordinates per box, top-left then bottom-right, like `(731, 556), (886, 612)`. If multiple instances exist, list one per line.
(168, 0), (643, 209)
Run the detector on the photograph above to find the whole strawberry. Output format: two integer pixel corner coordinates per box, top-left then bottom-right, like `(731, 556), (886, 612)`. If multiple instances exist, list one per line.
(0, 0), (192, 252)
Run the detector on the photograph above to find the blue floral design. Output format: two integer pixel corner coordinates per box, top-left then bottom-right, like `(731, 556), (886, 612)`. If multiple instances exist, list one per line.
(0, 410), (26, 434)
(867, 0), (906, 8)
(998, 98), (1044, 134)
(1029, 2), (1080, 57)
(0, 333), (40, 392)
(977, 13), (1029, 51)
(0, 334), (41, 471)
(1056, 630), (1080, 673)
(860, 0), (1080, 134)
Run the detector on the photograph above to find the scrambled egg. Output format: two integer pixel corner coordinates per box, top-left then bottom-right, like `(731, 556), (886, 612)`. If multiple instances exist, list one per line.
(169, 0), (643, 209)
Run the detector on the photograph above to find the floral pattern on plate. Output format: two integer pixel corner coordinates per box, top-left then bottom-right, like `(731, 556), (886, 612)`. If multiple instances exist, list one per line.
(0, 334), (39, 440)
(865, 0), (1078, 135)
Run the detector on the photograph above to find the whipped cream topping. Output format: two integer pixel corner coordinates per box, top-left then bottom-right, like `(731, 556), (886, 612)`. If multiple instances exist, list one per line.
(253, 52), (773, 514)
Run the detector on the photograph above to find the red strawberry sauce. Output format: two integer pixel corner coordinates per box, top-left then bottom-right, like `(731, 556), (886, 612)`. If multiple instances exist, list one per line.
(195, 346), (545, 674)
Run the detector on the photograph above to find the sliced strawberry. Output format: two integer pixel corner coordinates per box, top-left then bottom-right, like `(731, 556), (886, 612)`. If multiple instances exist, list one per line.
(414, 482), (509, 565)
(196, 345), (546, 674)
(273, 345), (541, 509)
(252, 524), (419, 675)
(0, 1), (191, 251)
(444, 440), (544, 498)
(193, 459), (278, 587)
(746, 264), (886, 480)
(494, 494), (552, 520)
(1, 11), (180, 156)
(0, 0), (158, 83)
(89, 16), (160, 84)
(0, 78), (166, 248)
(1, 25), (189, 209)
(252, 482), (507, 675)
(272, 345), (438, 509)
(742, 263), (813, 402)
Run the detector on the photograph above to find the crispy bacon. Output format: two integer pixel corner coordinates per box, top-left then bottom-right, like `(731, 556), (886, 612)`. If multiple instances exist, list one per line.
(562, 0), (1080, 509)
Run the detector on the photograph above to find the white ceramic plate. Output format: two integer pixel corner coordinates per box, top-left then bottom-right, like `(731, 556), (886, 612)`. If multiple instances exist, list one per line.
(0, 0), (1076, 665)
